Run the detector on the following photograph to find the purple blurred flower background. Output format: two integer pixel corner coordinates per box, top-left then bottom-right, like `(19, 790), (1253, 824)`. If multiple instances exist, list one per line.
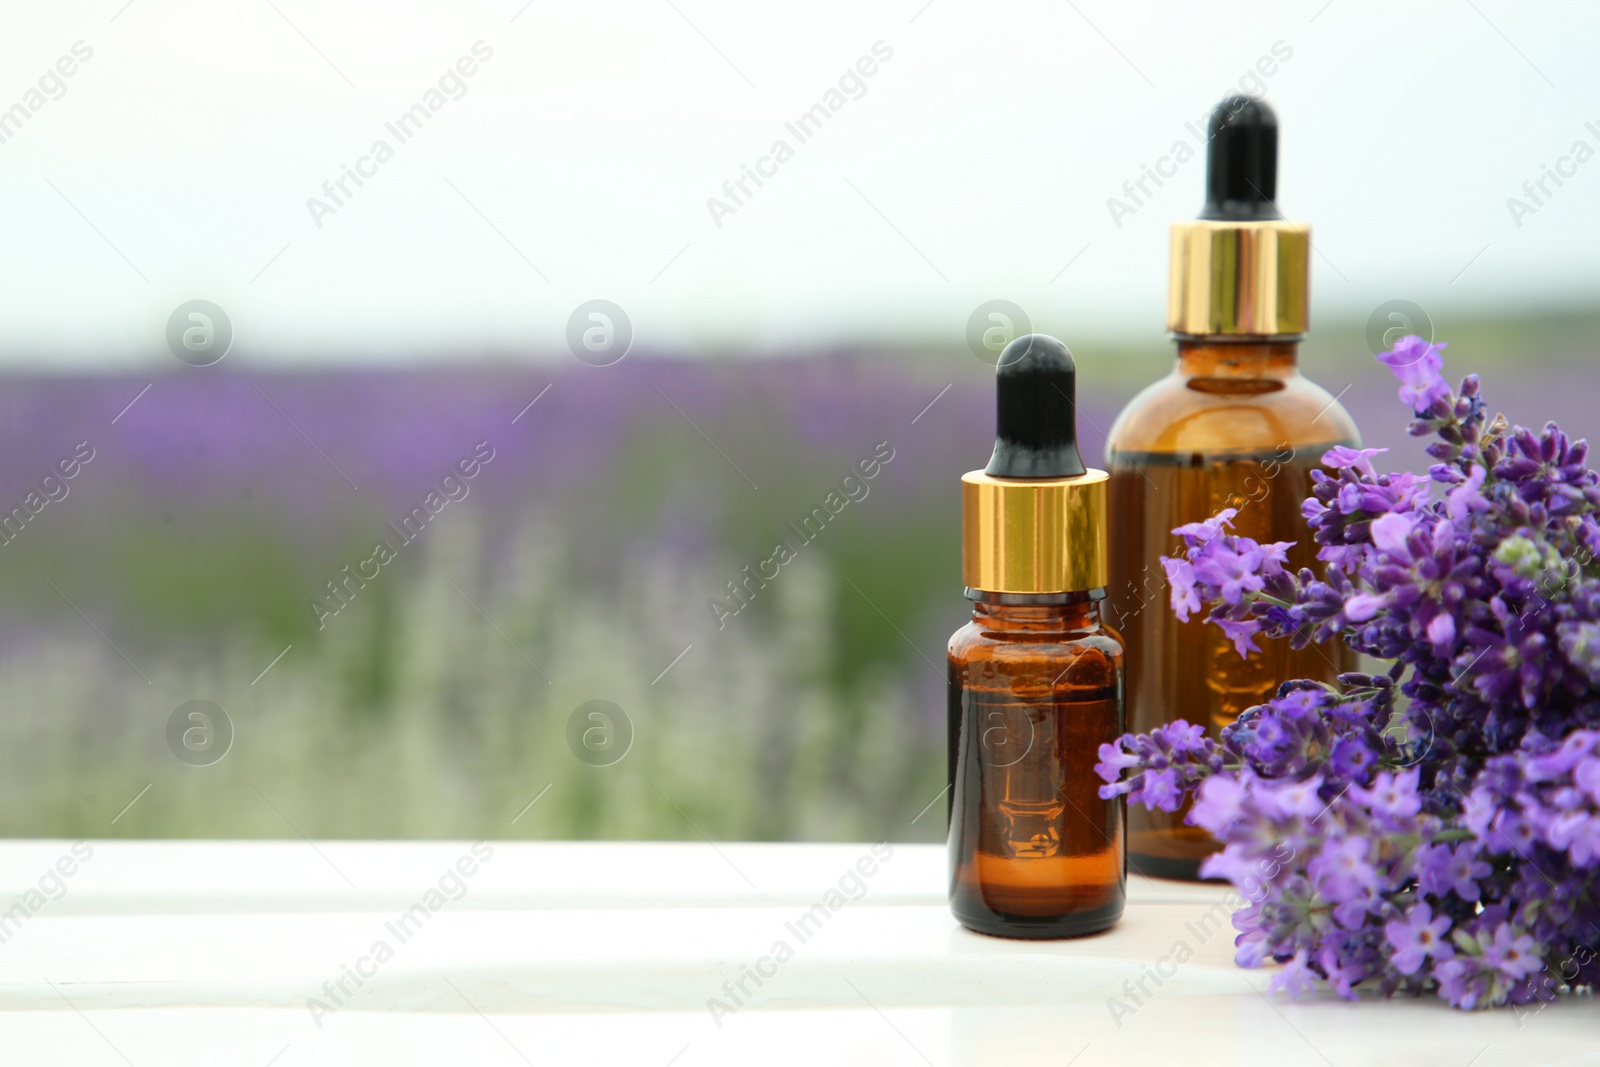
(2, 312), (1597, 840)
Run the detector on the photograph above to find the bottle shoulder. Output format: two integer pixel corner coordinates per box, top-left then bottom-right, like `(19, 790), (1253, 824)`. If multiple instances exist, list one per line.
(948, 620), (1125, 665)
(949, 624), (1123, 696)
(1106, 369), (1360, 457)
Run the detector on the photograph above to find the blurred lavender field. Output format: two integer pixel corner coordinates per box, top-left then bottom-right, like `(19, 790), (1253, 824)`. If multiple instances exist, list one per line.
(1, 310), (1595, 841)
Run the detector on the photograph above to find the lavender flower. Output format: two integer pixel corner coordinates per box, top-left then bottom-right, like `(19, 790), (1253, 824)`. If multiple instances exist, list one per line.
(1416, 842), (1491, 901)
(1097, 720), (1222, 811)
(1099, 336), (1600, 1010)
(1386, 902), (1453, 975)
(1377, 336), (1450, 412)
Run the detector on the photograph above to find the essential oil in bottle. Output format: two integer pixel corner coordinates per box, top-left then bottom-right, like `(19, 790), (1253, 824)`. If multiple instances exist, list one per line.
(948, 334), (1125, 938)
(1104, 95), (1360, 881)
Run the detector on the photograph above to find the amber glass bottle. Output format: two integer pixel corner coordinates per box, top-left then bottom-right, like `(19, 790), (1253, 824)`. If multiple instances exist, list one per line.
(948, 591), (1124, 937)
(948, 334), (1125, 938)
(1104, 96), (1359, 881)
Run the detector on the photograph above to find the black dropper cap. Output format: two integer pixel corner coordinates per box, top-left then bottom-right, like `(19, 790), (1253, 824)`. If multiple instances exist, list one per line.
(984, 334), (1086, 479)
(1199, 95), (1283, 222)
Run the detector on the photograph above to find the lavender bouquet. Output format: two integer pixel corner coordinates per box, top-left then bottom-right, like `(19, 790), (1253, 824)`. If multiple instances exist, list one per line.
(1098, 337), (1600, 1010)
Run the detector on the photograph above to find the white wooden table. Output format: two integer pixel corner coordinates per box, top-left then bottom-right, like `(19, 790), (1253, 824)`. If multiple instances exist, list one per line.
(0, 840), (1591, 1065)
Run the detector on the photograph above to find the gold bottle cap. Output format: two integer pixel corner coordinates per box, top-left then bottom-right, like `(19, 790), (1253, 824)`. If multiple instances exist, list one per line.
(1168, 95), (1309, 338)
(962, 334), (1108, 594)
(961, 469), (1108, 593)
(1167, 219), (1310, 336)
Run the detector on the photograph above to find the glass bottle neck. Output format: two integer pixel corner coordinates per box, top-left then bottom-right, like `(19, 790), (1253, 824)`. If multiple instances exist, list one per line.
(965, 589), (1105, 632)
(1174, 337), (1300, 379)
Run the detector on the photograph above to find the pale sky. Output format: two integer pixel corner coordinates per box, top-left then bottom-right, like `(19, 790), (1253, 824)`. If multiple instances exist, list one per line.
(1, 0), (1597, 366)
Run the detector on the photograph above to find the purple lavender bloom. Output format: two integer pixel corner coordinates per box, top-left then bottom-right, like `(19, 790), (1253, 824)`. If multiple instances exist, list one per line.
(1417, 843), (1492, 901)
(1315, 942), (1371, 1000)
(1098, 338), (1600, 1009)
(1576, 756), (1600, 802)
(1310, 836), (1378, 927)
(1427, 614), (1456, 653)
(1173, 507), (1237, 544)
(1485, 810), (1539, 856)
(1190, 538), (1267, 605)
(1230, 902), (1273, 968)
(1163, 556), (1201, 622)
(1447, 464), (1490, 520)
(1329, 735), (1376, 780)
(1160, 721), (1213, 755)
(1461, 597), (1550, 709)
(1522, 731), (1597, 781)
(1342, 592), (1386, 623)
(1269, 949), (1319, 997)
(1335, 469), (1429, 516)
(1256, 774), (1327, 821)
(1433, 957), (1491, 1009)
(1275, 688), (1328, 720)
(1558, 622), (1600, 686)
(1369, 512), (1416, 557)
(1095, 720), (1223, 806)
(1583, 517), (1600, 559)
(1216, 616), (1263, 657)
(1094, 741), (1141, 784)
(1189, 772), (1248, 831)
(1545, 810), (1600, 866)
(1385, 902), (1453, 975)
(1377, 335), (1450, 412)
(1142, 767), (1182, 812)
(1494, 423), (1597, 515)
(1350, 769), (1422, 825)
(1482, 924), (1544, 983)
(1316, 540), (1370, 573)
(1322, 445), (1388, 478)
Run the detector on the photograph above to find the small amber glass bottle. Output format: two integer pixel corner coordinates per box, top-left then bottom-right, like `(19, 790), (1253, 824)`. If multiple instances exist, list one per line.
(948, 334), (1125, 939)
(1105, 96), (1359, 881)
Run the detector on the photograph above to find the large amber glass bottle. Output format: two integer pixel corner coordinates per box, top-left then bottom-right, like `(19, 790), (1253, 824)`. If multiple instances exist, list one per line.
(948, 334), (1125, 938)
(1105, 96), (1359, 881)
